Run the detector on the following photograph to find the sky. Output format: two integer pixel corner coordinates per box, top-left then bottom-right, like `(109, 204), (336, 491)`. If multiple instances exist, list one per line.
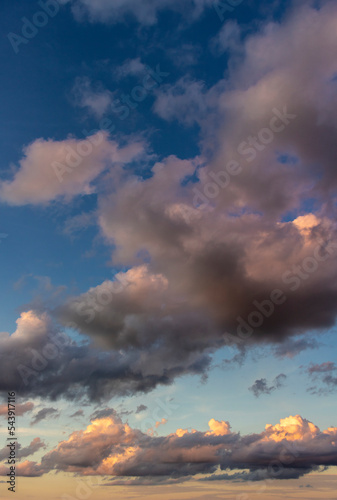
(0, 0), (337, 498)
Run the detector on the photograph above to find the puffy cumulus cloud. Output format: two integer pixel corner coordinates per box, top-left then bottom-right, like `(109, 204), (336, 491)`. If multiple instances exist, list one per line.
(59, 0), (214, 26)
(155, 2), (337, 208)
(0, 309), (210, 402)
(56, 150), (337, 399)
(162, 1), (337, 184)
(0, 311), (50, 351)
(0, 133), (145, 205)
(16, 414), (337, 482)
(6, 2), (337, 403)
(59, 260), (216, 394)
(41, 415), (140, 473)
(206, 418), (231, 436)
(61, 155), (337, 361)
(56, 1), (337, 386)
(263, 415), (320, 442)
(0, 401), (34, 417)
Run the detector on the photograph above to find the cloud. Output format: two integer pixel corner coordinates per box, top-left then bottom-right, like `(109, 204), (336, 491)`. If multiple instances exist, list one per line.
(19, 438), (46, 459)
(0, 438), (45, 462)
(273, 337), (320, 358)
(16, 414), (337, 482)
(0, 461), (46, 477)
(60, 0), (214, 26)
(105, 476), (190, 486)
(59, 1), (337, 380)
(199, 468), (314, 482)
(114, 58), (147, 81)
(249, 374), (287, 397)
(135, 405), (147, 414)
(70, 409), (85, 418)
(307, 362), (337, 395)
(4, 3), (337, 404)
(0, 401), (34, 416)
(0, 309), (209, 402)
(90, 408), (117, 420)
(0, 134), (145, 205)
(154, 77), (209, 126)
(72, 77), (112, 118)
(154, 418), (167, 429)
(210, 20), (242, 55)
(308, 362), (336, 374)
(31, 408), (59, 426)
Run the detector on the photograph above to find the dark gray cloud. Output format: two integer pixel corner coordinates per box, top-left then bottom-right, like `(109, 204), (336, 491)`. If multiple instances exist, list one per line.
(19, 438), (46, 459)
(105, 476), (191, 486)
(70, 409), (85, 418)
(31, 408), (59, 426)
(90, 408), (117, 420)
(249, 374), (287, 397)
(0, 310), (211, 402)
(199, 468), (317, 482)
(307, 362), (337, 395)
(136, 405), (148, 414)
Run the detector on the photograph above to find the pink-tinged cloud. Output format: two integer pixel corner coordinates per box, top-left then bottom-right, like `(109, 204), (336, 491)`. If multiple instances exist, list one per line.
(11, 414), (336, 483)
(55, 2), (337, 387)
(0, 133), (145, 205)
(0, 401), (34, 416)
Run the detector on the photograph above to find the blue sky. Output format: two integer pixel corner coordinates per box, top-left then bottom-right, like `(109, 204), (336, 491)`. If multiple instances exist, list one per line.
(0, 0), (337, 498)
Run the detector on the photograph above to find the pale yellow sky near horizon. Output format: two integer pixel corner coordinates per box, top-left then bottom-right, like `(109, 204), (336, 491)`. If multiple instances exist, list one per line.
(1, 472), (336, 500)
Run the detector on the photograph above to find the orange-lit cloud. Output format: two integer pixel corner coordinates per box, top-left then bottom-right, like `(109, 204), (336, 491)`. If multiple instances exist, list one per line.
(7, 413), (335, 483)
